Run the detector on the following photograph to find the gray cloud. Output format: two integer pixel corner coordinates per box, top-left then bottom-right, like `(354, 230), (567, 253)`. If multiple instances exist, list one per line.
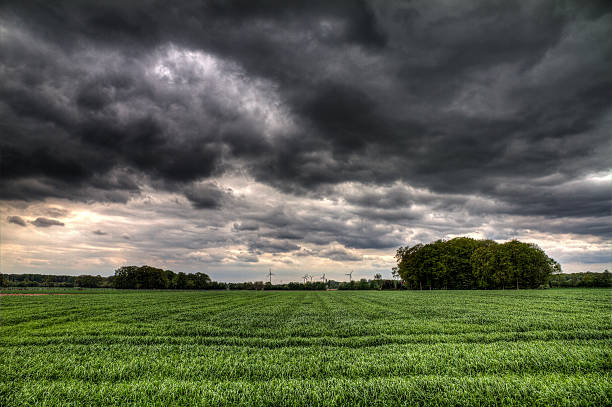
(319, 247), (363, 262)
(248, 238), (301, 254)
(236, 253), (259, 263)
(233, 221), (260, 231)
(184, 182), (231, 209)
(30, 217), (64, 228)
(7, 215), (26, 226)
(43, 207), (69, 218)
(92, 230), (108, 236)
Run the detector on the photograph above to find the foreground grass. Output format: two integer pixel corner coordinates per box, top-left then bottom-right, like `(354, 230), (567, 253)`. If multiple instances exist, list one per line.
(1, 289), (610, 406)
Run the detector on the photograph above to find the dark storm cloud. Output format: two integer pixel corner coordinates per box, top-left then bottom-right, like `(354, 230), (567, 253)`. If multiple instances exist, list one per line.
(236, 253), (259, 263)
(248, 238), (300, 254)
(0, 0), (610, 246)
(489, 180), (612, 219)
(30, 217), (64, 228)
(319, 247), (363, 262)
(7, 215), (26, 226)
(344, 186), (415, 209)
(232, 204), (403, 251)
(184, 182), (231, 209)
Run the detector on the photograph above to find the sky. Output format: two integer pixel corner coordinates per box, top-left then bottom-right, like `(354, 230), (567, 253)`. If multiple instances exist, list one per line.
(1, 1), (610, 282)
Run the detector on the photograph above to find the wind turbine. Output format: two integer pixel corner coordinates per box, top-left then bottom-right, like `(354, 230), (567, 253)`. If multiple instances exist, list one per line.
(266, 268), (274, 284)
(345, 270), (353, 282)
(302, 274), (309, 284)
(320, 273), (326, 283)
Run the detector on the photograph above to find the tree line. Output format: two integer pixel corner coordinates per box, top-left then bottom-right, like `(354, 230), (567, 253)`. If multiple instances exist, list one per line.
(549, 271), (611, 288)
(0, 273), (101, 288)
(0, 266), (404, 290)
(2, 257), (610, 290)
(394, 237), (562, 290)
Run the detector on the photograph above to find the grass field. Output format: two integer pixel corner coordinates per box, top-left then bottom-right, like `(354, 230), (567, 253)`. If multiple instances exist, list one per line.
(1, 289), (610, 406)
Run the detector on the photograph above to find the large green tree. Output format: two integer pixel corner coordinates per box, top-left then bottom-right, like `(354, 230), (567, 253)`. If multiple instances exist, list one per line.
(395, 238), (559, 290)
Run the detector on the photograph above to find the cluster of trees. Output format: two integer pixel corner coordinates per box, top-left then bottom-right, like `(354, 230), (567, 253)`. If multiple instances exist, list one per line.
(394, 238), (561, 290)
(112, 266), (220, 289)
(549, 271), (611, 288)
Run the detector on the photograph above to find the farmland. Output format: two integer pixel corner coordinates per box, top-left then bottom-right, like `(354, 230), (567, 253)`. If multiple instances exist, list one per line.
(1, 289), (610, 406)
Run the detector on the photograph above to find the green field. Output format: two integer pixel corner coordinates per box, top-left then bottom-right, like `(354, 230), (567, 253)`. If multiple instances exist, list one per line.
(1, 289), (610, 406)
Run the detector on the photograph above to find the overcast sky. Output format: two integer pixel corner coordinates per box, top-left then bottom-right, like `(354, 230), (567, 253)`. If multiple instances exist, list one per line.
(1, 1), (610, 282)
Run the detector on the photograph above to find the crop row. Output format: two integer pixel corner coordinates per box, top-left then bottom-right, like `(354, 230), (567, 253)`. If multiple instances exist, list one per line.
(2, 375), (611, 407)
(2, 340), (610, 382)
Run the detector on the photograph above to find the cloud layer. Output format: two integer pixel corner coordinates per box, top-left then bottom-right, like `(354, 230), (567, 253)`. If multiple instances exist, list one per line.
(1, 1), (610, 279)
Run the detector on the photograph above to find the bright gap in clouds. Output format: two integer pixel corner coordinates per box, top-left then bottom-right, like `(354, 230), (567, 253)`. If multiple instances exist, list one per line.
(147, 44), (294, 139)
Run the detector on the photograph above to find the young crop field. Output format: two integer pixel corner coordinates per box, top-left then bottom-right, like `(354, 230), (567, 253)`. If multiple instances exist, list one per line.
(1, 289), (610, 406)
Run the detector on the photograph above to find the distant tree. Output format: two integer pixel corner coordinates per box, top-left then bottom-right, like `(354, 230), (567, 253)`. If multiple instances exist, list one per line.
(471, 244), (499, 289)
(372, 273), (383, 290)
(191, 272), (212, 289)
(583, 273), (597, 287)
(166, 270), (176, 287)
(173, 272), (189, 289)
(394, 243), (424, 289)
(598, 270), (612, 287)
(43, 275), (55, 287)
(356, 278), (369, 290)
(380, 279), (397, 289)
(113, 266), (139, 289)
(75, 275), (103, 288)
(326, 280), (340, 289)
(113, 265), (170, 289)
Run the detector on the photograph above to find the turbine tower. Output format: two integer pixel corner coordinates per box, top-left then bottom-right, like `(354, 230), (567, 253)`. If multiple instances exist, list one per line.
(345, 270), (353, 282)
(320, 273), (326, 283)
(266, 268), (274, 284)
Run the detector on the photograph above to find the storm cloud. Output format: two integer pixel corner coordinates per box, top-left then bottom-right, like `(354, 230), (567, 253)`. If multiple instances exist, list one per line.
(0, 1), (610, 279)
(7, 215), (26, 226)
(30, 217), (65, 228)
